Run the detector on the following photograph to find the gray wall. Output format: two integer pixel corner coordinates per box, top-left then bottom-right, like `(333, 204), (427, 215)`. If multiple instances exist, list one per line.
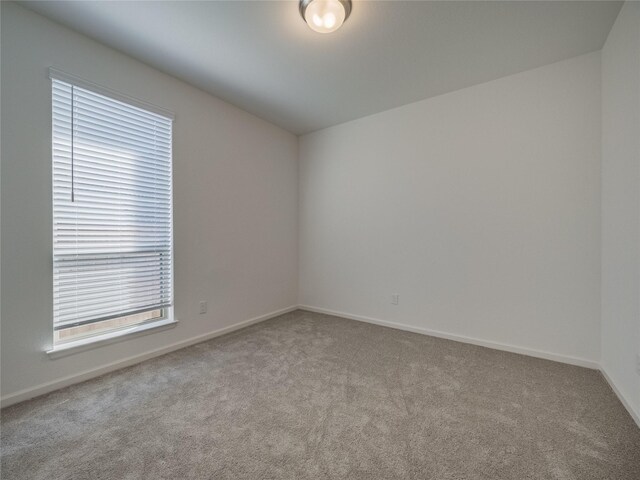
(601, 1), (640, 422)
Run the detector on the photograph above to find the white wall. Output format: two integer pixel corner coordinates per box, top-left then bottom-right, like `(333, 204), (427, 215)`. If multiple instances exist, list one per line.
(3, 1), (635, 415)
(601, 1), (640, 421)
(299, 52), (602, 365)
(0, 3), (298, 403)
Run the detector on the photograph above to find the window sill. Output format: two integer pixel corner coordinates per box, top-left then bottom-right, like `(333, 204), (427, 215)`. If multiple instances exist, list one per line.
(46, 318), (178, 359)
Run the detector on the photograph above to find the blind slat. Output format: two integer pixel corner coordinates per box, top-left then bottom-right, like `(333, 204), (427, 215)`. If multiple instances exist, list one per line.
(52, 78), (173, 331)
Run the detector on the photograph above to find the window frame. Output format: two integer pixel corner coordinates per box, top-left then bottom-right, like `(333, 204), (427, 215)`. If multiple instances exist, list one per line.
(47, 68), (177, 356)
(53, 308), (167, 346)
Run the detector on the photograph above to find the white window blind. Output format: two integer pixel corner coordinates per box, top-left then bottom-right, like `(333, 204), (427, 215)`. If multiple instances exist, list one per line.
(51, 74), (173, 336)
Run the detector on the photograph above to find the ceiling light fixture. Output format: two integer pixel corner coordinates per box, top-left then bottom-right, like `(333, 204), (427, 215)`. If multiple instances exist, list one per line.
(299, 0), (352, 34)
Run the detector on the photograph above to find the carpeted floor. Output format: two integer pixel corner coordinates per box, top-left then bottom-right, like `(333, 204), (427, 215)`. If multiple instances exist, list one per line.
(1, 310), (639, 479)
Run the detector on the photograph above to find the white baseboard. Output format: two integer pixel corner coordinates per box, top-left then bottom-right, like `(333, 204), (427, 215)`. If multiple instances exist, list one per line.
(0, 305), (298, 408)
(6, 304), (638, 431)
(298, 305), (600, 369)
(298, 305), (640, 428)
(599, 366), (640, 428)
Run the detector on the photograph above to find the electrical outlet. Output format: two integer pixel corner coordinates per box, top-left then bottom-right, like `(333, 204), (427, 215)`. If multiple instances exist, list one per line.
(199, 301), (207, 314)
(391, 294), (399, 305)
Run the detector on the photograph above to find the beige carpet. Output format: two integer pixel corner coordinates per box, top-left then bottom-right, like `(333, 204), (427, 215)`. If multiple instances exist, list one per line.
(2, 310), (639, 479)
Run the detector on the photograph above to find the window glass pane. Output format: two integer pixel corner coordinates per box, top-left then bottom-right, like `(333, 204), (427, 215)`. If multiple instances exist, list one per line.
(54, 310), (164, 343)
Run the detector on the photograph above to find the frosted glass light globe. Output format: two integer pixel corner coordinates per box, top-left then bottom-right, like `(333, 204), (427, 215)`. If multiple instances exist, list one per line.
(302, 0), (348, 34)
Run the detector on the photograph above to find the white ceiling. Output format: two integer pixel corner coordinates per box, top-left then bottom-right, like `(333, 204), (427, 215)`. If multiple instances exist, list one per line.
(22, 1), (622, 134)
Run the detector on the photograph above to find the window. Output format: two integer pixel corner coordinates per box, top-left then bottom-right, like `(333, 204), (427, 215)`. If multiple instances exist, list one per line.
(51, 70), (174, 345)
